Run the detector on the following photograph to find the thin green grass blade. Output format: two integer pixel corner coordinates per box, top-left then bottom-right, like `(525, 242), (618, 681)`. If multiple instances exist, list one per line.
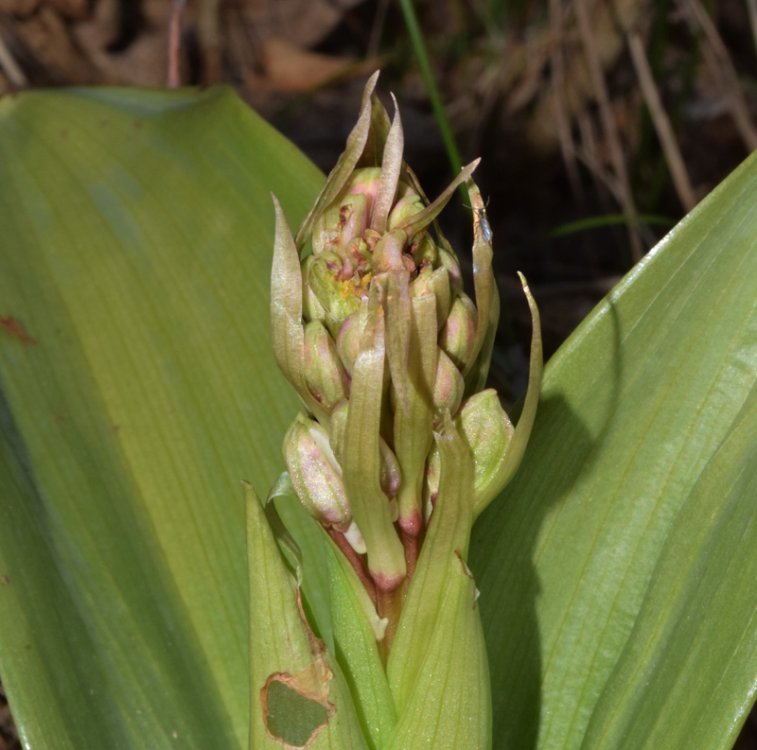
(0, 86), (323, 748)
(472, 152), (757, 749)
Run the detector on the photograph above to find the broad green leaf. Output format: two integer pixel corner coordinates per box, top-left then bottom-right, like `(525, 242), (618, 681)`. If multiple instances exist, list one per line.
(0, 87), (323, 748)
(471, 152), (757, 749)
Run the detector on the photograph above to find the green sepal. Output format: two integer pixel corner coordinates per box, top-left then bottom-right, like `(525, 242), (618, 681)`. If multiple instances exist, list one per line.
(384, 549), (490, 750)
(439, 293), (477, 372)
(295, 71), (380, 248)
(372, 95), (404, 234)
(386, 418), (490, 748)
(246, 484), (368, 750)
(472, 272), (542, 516)
(456, 390), (514, 511)
(283, 414), (350, 526)
(463, 183), (499, 395)
(325, 542), (398, 749)
(385, 271), (412, 410)
(342, 292), (407, 590)
(387, 284), (437, 534)
(410, 265), (451, 331)
(271, 196), (328, 424)
(396, 159), (481, 239)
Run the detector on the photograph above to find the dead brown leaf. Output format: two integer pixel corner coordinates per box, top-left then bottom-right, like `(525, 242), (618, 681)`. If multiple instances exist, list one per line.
(0, 0), (39, 15)
(239, 0), (366, 49)
(6, 5), (97, 84)
(257, 37), (358, 92)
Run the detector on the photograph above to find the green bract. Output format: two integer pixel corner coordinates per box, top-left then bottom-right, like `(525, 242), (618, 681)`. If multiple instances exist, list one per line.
(266, 72), (543, 748)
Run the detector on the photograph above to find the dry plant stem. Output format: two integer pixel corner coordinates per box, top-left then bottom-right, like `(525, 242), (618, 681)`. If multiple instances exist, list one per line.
(0, 29), (26, 88)
(549, 0), (585, 204)
(167, 0), (186, 88)
(577, 111), (616, 214)
(575, 0), (643, 261)
(627, 32), (696, 211)
(682, 0), (757, 150)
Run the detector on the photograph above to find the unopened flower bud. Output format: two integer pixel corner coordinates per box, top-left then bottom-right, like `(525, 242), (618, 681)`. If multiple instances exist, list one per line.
(410, 266), (451, 329)
(409, 233), (438, 267)
(336, 306), (368, 376)
(457, 389), (514, 504)
(301, 256), (327, 323)
(438, 246), (463, 294)
(433, 350), (464, 414)
(312, 169), (380, 254)
(303, 320), (349, 411)
(284, 415), (350, 527)
(388, 189), (425, 229)
(439, 293), (477, 371)
(379, 440), (402, 500)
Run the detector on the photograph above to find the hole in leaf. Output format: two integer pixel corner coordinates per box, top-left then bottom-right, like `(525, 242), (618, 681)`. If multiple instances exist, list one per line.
(262, 674), (333, 748)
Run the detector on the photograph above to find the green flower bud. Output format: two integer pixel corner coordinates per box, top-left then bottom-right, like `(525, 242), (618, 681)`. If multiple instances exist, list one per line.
(439, 293), (477, 371)
(312, 172), (378, 255)
(306, 253), (365, 332)
(438, 245), (463, 294)
(379, 439), (402, 501)
(409, 233), (439, 267)
(301, 256), (327, 323)
(330, 398), (401, 504)
(457, 389), (514, 506)
(433, 350), (464, 414)
(386, 185), (420, 220)
(303, 320), (349, 412)
(409, 265), (451, 330)
(335, 307), (367, 376)
(284, 414), (351, 528)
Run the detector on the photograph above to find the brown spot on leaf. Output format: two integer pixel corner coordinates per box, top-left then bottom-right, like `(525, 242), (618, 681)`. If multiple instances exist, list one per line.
(261, 667), (334, 748)
(0, 574), (10, 585)
(1, 316), (36, 345)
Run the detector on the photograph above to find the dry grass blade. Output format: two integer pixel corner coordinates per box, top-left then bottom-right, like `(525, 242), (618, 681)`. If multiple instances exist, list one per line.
(681, 0), (757, 151)
(0, 29), (27, 88)
(574, 0), (643, 261)
(627, 31), (696, 211)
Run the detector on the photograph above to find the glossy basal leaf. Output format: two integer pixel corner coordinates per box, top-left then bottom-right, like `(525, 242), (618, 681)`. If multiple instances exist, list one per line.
(0, 87), (323, 748)
(471, 152), (757, 749)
